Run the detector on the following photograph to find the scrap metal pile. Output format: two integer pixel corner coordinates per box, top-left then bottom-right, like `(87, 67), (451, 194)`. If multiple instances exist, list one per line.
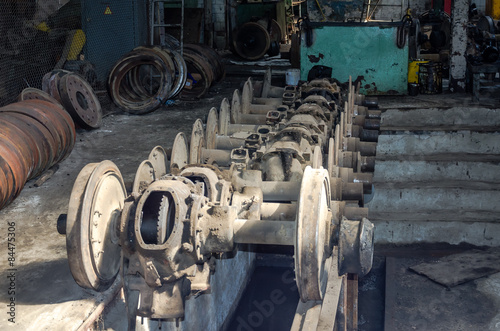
(58, 68), (381, 329)
(468, 15), (500, 64)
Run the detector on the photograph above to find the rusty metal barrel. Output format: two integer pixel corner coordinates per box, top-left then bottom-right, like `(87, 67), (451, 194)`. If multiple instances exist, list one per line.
(0, 99), (76, 209)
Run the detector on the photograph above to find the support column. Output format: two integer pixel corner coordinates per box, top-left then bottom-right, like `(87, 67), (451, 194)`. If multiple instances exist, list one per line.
(449, 0), (470, 92)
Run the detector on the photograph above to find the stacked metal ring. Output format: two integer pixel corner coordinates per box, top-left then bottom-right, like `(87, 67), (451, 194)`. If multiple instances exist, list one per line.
(0, 99), (76, 209)
(108, 44), (225, 114)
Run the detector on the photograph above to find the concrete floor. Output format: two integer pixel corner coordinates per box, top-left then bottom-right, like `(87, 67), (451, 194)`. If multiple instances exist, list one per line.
(0, 72), (499, 330)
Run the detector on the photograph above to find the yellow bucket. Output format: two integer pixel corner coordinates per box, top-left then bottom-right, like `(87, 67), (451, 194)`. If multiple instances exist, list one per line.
(408, 60), (429, 84)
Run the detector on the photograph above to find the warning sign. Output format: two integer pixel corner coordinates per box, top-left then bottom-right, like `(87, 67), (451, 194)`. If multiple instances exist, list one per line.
(104, 6), (112, 15)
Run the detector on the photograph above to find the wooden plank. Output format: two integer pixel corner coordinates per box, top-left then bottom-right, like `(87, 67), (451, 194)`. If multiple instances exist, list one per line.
(302, 304), (322, 331)
(336, 277), (348, 331)
(291, 300), (321, 331)
(317, 251), (344, 331)
(346, 274), (358, 331)
(291, 253), (345, 331)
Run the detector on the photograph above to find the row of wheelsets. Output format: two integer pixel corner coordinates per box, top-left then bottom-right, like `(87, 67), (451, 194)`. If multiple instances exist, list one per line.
(57, 68), (382, 330)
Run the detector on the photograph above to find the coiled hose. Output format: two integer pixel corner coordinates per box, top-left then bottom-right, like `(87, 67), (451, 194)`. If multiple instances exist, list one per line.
(397, 14), (413, 49)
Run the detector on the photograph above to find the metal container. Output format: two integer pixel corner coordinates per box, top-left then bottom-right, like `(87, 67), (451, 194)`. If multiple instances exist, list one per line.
(408, 60), (429, 84)
(408, 83), (419, 96)
(418, 62), (443, 94)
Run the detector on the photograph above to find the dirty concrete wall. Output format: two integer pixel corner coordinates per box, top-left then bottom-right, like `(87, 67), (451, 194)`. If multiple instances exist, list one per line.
(300, 23), (408, 94)
(213, 0), (226, 49)
(307, 0), (431, 22)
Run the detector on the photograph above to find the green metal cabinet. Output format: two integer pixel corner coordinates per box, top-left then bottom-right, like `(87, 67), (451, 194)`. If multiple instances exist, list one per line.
(300, 22), (409, 94)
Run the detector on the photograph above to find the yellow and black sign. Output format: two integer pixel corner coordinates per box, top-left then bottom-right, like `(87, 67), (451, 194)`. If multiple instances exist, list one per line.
(104, 6), (112, 15)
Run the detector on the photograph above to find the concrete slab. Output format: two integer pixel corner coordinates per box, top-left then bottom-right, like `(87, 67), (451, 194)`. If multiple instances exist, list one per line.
(372, 160), (500, 185)
(373, 220), (500, 246)
(381, 107), (500, 129)
(368, 187), (500, 216)
(370, 103), (500, 246)
(384, 255), (500, 331)
(410, 248), (500, 287)
(376, 132), (500, 157)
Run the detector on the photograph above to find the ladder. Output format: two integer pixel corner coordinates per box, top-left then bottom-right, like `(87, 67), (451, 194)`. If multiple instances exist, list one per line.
(150, 0), (184, 54)
(359, 0), (407, 22)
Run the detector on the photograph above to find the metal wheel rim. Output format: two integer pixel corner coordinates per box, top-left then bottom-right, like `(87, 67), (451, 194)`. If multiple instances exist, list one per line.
(335, 124), (340, 166)
(134, 46), (176, 99)
(148, 145), (169, 178)
(25, 99), (76, 163)
(0, 130), (31, 186)
(1, 103), (64, 164)
(108, 51), (172, 114)
(233, 22), (271, 60)
(241, 79), (253, 114)
(190, 119), (205, 164)
(231, 89), (241, 124)
(66, 161), (125, 291)
(206, 107), (218, 150)
(170, 132), (189, 171)
(312, 145), (323, 169)
(2, 112), (57, 173)
(261, 67), (272, 98)
(18, 87), (64, 108)
(219, 98), (230, 135)
(162, 48), (187, 99)
(132, 160), (156, 194)
(295, 166), (332, 301)
(179, 51), (213, 100)
(0, 116), (40, 178)
(59, 73), (102, 129)
(327, 137), (335, 178)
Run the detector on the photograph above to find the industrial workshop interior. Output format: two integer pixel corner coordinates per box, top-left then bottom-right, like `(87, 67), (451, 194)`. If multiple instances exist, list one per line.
(0, 0), (500, 330)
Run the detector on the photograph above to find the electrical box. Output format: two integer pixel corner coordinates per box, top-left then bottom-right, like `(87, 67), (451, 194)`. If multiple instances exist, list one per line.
(81, 0), (147, 82)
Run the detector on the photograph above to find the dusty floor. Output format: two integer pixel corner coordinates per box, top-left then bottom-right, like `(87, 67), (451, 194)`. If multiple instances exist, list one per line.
(0, 68), (499, 330)
(359, 245), (500, 331)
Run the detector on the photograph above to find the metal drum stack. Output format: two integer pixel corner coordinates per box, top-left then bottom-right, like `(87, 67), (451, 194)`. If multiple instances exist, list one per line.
(0, 99), (75, 209)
